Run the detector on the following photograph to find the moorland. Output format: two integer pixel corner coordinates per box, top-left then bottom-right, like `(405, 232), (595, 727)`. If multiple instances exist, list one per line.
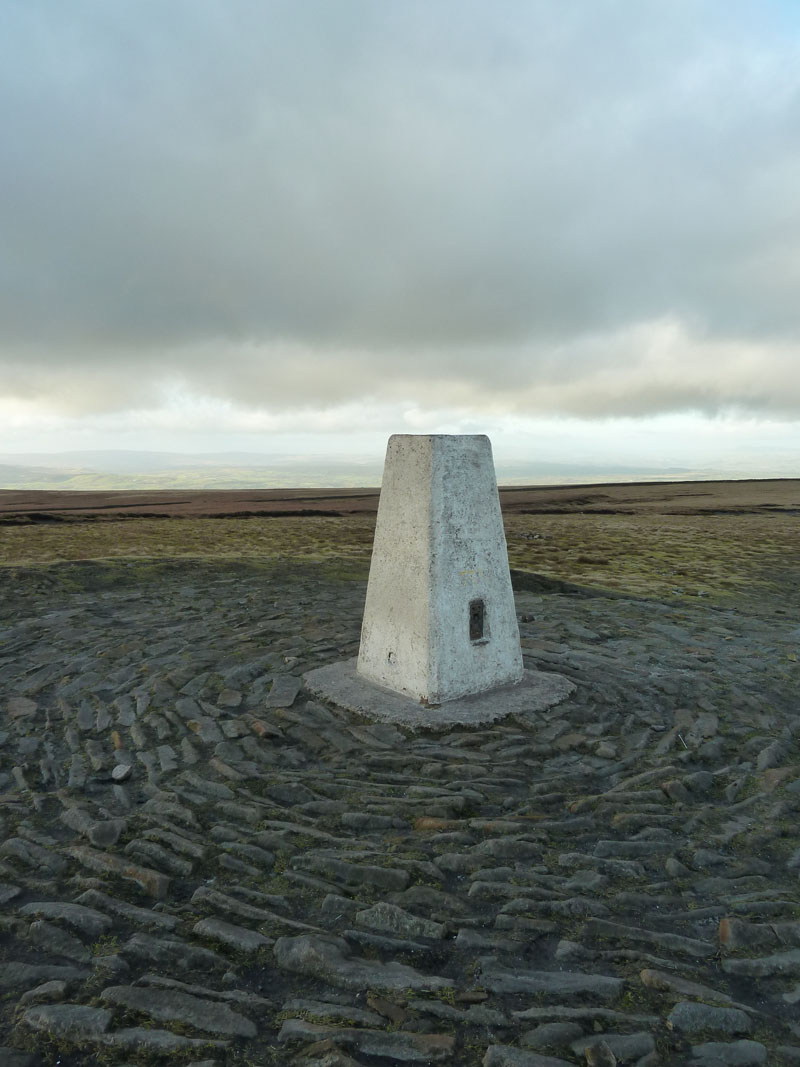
(0, 478), (799, 1066)
(1, 477), (798, 604)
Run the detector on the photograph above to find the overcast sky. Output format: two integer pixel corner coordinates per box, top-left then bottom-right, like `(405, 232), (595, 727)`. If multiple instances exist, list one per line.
(2, 1), (800, 473)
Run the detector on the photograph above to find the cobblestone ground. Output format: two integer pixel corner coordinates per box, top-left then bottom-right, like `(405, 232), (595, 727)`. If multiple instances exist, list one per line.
(1, 559), (799, 1067)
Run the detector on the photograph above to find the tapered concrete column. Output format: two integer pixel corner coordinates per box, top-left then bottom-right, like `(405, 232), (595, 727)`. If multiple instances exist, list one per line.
(357, 434), (523, 704)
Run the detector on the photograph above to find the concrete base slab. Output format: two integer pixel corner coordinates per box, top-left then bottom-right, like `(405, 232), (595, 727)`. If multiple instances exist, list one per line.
(303, 659), (576, 731)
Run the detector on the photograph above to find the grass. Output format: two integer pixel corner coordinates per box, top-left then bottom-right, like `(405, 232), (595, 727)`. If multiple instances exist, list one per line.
(0, 510), (797, 606)
(0, 515), (376, 569)
(505, 512), (799, 603)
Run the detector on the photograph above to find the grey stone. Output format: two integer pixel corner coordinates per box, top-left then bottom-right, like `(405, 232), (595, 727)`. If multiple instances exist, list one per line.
(341, 926), (430, 954)
(0, 837), (67, 874)
(564, 869), (608, 892)
(27, 920), (91, 963)
(67, 844), (171, 898)
(582, 918), (716, 958)
(639, 967), (734, 1005)
(100, 984), (256, 1037)
(142, 826), (207, 859)
(182, 772), (235, 799)
(483, 1047), (575, 1067)
(0, 962), (89, 990)
(409, 996), (508, 1026)
(101, 1027), (229, 1052)
(293, 854), (410, 892)
(181, 736), (200, 764)
(125, 838), (194, 876)
(188, 716), (224, 743)
(75, 888), (180, 930)
(193, 884), (275, 916)
(122, 932), (228, 971)
(92, 953), (130, 979)
(720, 916), (800, 950)
(193, 917), (274, 953)
(157, 743), (179, 771)
(684, 770), (714, 793)
(722, 948), (800, 977)
(355, 901), (447, 940)
(582, 1042), (617, 1067)
(282, 997), (386, 1027)
(221, 842), (275, 869)
(593, 839), (665, 858)
(756, 740), (786, 771)
(665, 856), (692, 877)
(668, 1000), (752, 1035)
(273, 934), (450, 991)
(76, 703), (95, 731)
(6, 696), (37, 720)
(18, 979), (71, 1005)
(341, 811), (403, 830)
(22, 1003), (112, 1038)
(473, 836), (541, 861)
(218, 688), (242, 707)
(0, 882), (22, 905)
(60, 805), (95, 837)
(319, 894), (359, 920)
(136, 970), (274, 1010)
(265, 674), (303, 708)
(572, 1032), (656, 1061)
(479, 959), (623, 1000)
(455, 928), (520, 951)
(690, 1039), (767, 1065)
(87, 818), (128, 847)
(264, 781), (317, 806)
(68, 753), (87, 788)
(558, 852), (644, 879)
(277, 1018), (455, 1061)
(141, 796), (201, 828)
(19, 901), (112, 938)
(521, 1022), (584, 1049)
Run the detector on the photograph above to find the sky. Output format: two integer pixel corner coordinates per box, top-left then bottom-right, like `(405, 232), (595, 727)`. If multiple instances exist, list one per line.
(2, 0), (800, 475)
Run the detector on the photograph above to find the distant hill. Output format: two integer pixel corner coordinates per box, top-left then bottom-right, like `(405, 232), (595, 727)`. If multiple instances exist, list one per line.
(0, 452), (383, 490)
(0, 450), (698, 490)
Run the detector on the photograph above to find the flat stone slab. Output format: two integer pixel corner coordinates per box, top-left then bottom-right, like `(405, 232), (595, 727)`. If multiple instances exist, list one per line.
(303, 659), (575, 730)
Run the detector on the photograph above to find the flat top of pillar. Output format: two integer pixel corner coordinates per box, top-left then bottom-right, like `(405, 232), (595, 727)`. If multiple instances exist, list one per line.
(388, 433), (490, 443)
(388, 433), (488, 437)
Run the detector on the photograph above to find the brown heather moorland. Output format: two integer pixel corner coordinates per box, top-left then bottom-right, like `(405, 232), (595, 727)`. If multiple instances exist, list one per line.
(1, 478), (798, 605)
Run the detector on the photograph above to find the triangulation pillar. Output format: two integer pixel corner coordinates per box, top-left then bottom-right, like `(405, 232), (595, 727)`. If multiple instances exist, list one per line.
(357, 434), (523, 704)
(303, 433), (575, 730)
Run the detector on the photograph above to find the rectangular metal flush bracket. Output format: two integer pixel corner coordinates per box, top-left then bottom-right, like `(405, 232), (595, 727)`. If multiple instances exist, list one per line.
(469, 598), (485, 641)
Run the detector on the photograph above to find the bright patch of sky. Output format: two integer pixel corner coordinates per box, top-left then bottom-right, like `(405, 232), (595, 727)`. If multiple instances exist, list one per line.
(2, 392), (799, 480)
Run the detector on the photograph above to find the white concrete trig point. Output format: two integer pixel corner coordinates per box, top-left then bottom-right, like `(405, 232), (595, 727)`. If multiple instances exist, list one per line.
(357, 434), (523, 704)
(304, 434), (575, 730)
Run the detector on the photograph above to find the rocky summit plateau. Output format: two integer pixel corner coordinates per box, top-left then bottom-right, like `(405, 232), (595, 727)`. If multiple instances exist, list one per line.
(0, 479), (799, 1067)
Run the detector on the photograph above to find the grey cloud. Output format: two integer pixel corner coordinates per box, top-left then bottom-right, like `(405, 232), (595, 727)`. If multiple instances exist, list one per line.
(1, 0), (799, 415)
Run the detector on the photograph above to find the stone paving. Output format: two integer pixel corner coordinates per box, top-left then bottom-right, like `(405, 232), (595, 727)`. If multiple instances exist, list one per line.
(0, 559), (799, 1066)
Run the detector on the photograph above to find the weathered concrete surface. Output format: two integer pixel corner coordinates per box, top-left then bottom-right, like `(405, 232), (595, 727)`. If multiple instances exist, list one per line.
(357, 434), (524, 703)
(305, 659), (575, 729)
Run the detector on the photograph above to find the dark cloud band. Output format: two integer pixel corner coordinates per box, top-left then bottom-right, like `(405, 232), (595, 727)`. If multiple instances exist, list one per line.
(1, 1), (798, 415)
